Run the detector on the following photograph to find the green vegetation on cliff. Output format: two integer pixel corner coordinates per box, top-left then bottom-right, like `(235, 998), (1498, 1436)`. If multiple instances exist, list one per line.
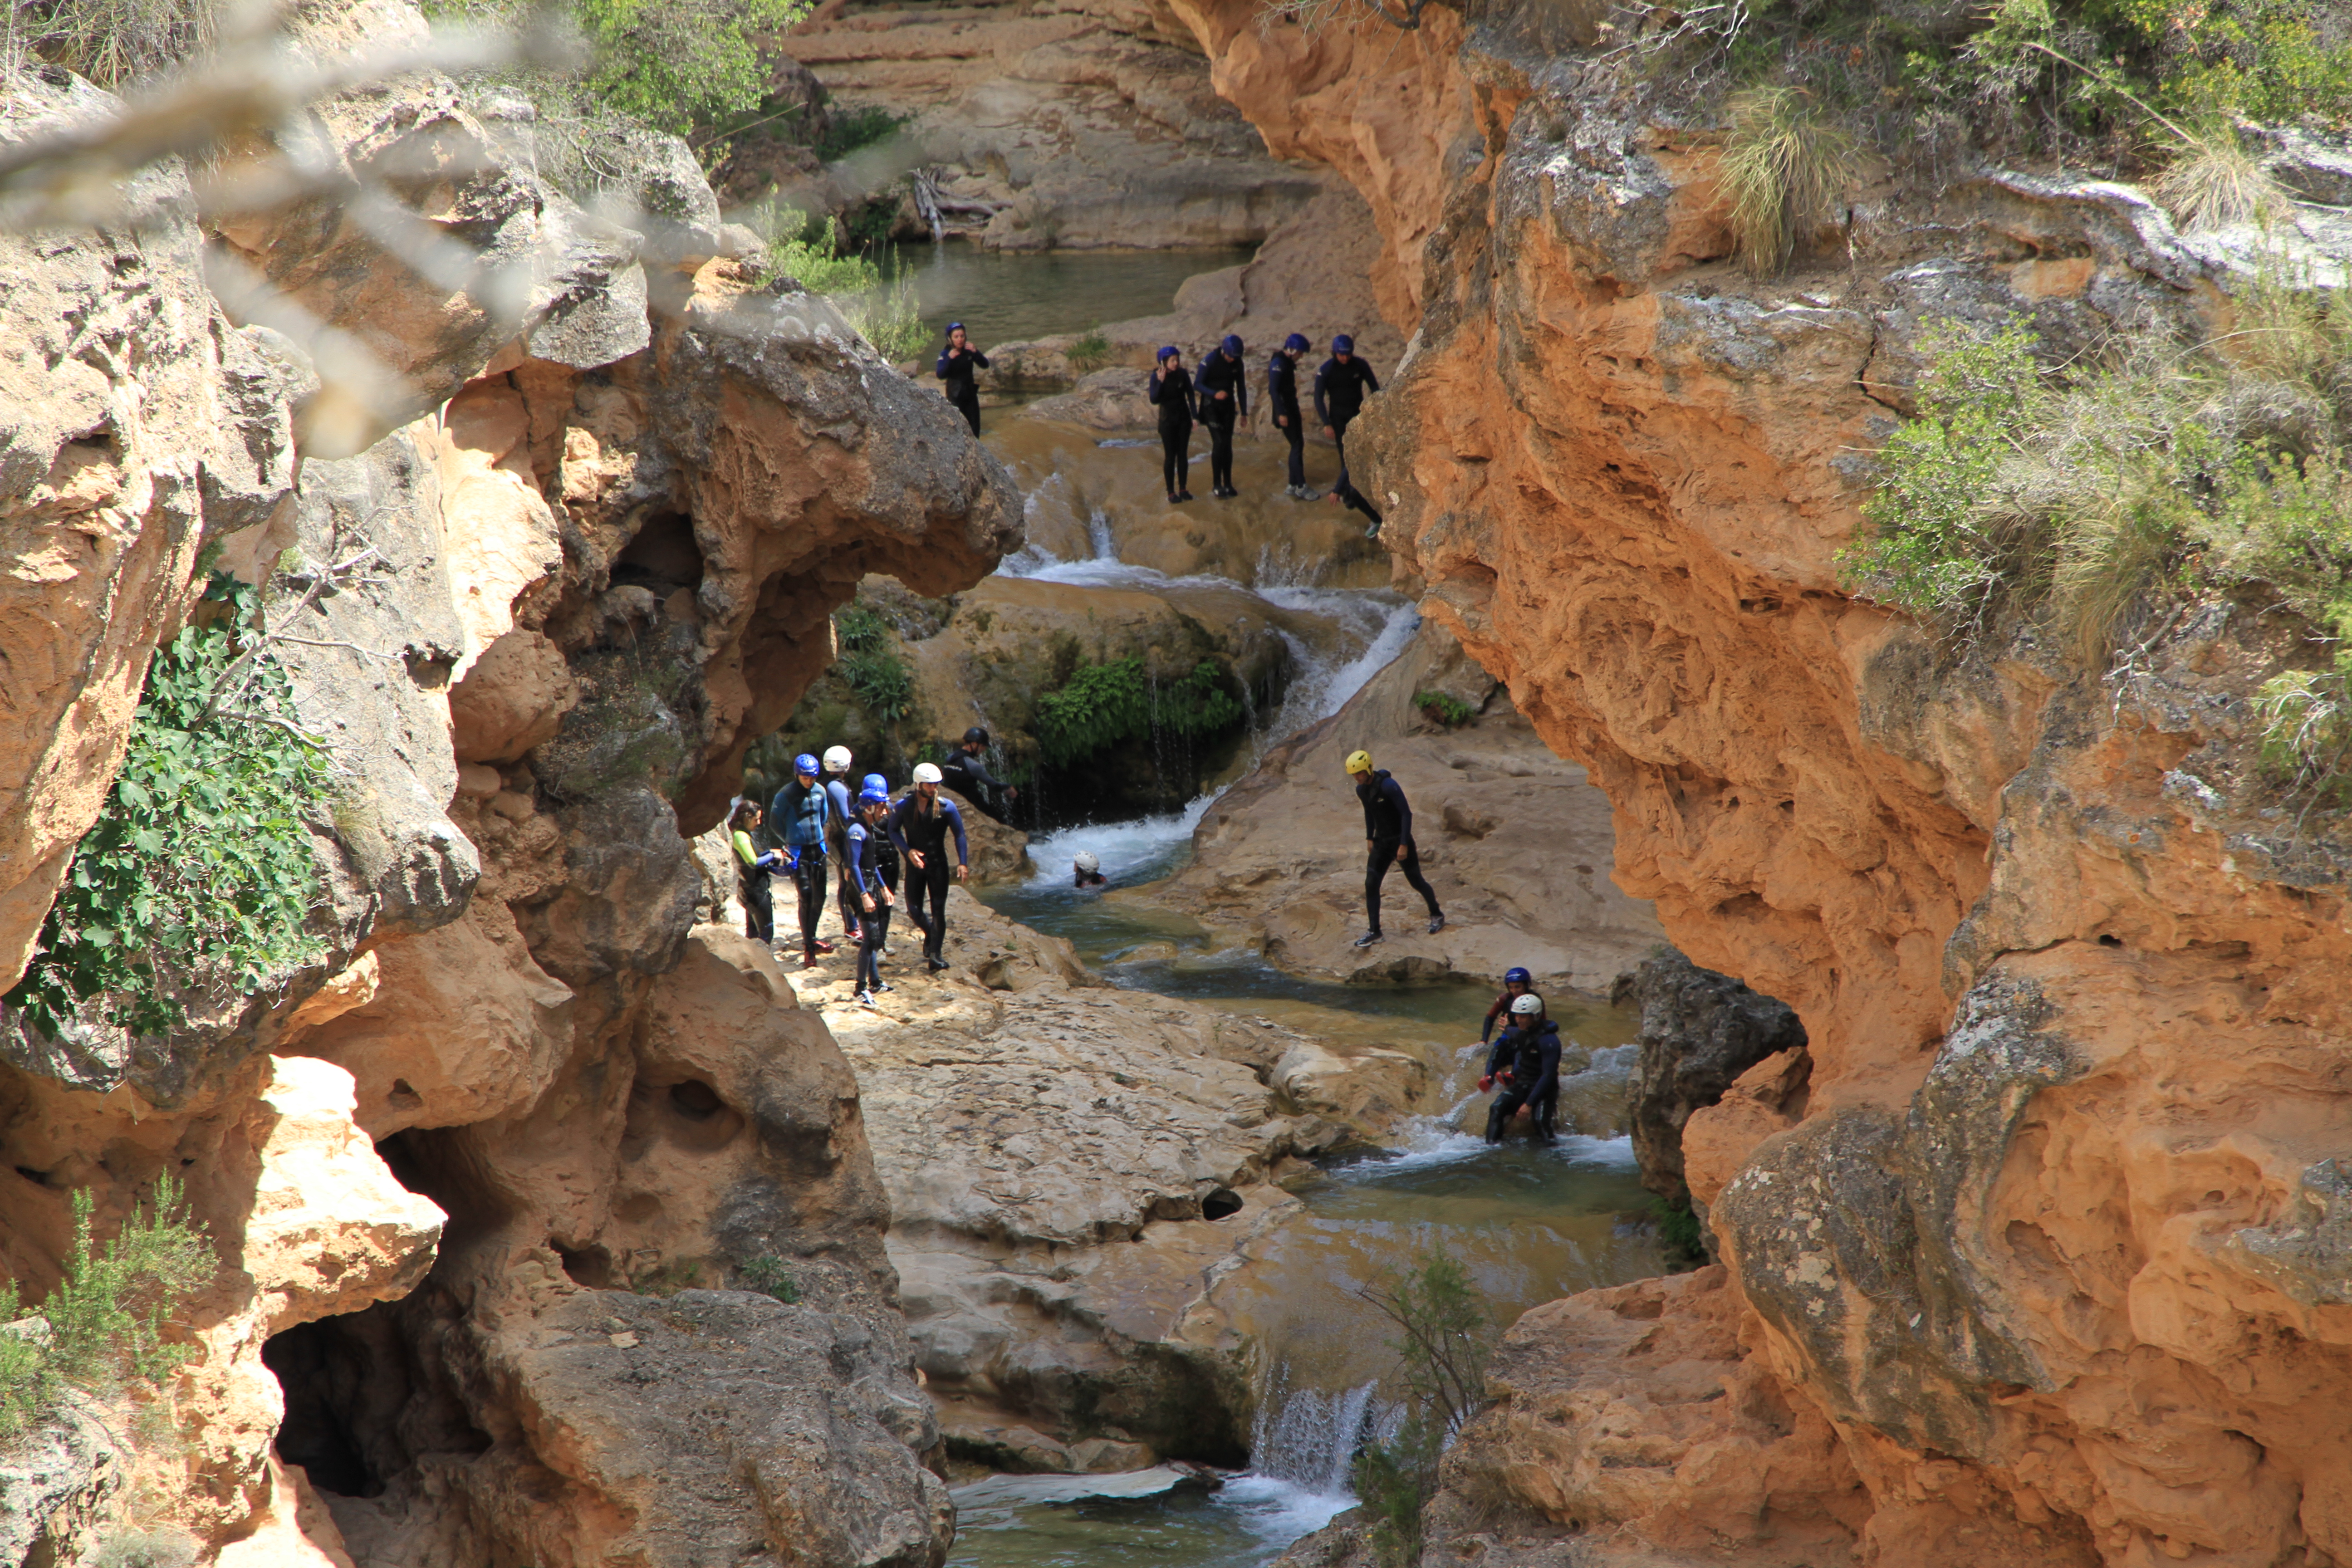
(1349, 1254), (1497, 1568)
(1034, 657), (1245, 769)
(5, 578), (329, 1041)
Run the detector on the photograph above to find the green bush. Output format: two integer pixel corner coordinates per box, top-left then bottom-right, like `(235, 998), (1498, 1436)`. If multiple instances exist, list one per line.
(1347, 1252), (1497, 1568)
(1717, 86), (1857, 274)
(813, 104), (905, 162)
(1414, 691), (1474, 727)
(840, 649), (914, 725)
(835, 601), (889, 652)
(749, 203), (884, 293)
(1035, 657), (1245, 769)
(841, 267), (928, 361)
(1650, 1197), (1708, 1266)
(737, 1254), (801, 1303)
(6, 577), (329, 1040)
(0, 1179), (215, 1441)
(1067, 329), (1112, 373)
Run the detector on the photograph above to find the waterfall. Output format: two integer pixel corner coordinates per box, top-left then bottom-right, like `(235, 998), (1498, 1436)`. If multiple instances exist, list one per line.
(1248, 1372), (1395, 1499)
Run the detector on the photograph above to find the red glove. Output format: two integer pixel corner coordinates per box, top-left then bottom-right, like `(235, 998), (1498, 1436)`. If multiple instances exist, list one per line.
(1478, 1075), (1494, 1092)
(1501, 1071), (1515, 1083)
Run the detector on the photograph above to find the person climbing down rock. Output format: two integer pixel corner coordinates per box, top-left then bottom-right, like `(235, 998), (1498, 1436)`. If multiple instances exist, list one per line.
(822, 745), (862, 945)
(1269, 333), (1312, 500)
(888, 761), (970, 972)
(1480, 966), (1535, 1044)
(936, 322), (989, 437)
(1073, 850), (1107, 888)
(1332, 477), (1383, 538)
(1148, 345), (1196, 503)
(941, 725), (1018, 820)
(847, 779), (901, 1008)
(1197, 333), (1249, 499)
(728, 799), (786, 946)
(1313, 334), (1379, 496)
(1345, 747), (1443, 946)
(770, 754), (835, 967)
(1482, 993), (1561, 1145)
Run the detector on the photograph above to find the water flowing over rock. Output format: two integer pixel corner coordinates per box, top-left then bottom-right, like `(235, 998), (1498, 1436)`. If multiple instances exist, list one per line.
(1165, 0), (2352, 1560)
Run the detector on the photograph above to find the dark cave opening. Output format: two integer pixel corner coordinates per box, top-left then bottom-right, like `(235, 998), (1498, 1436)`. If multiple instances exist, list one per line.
(613, 510), (705, 593)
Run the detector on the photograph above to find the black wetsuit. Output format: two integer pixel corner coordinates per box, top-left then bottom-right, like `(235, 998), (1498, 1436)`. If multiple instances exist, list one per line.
(846, 817), (904, 993)
(941, 747), (1013, 822)
(1356, 768), (1440, 936)
(1196, 349), (1249, 494)
(769, 779), (832, 957)
(936, 343), (990, 436)
(1148, 365), (1197, 497)
(1485, 1020), (1562, 1143)
(732, 828), (777, 945)
(1267, 352), (1306, 489)
(1335, 480), (1383, 530)
(1313, 354), (1381, 490)
(887, 794), (968, 964)
(826, 776), (862, 940)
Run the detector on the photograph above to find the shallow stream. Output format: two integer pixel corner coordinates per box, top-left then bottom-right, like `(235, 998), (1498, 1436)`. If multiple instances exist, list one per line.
(934, 254), (1666, 1566)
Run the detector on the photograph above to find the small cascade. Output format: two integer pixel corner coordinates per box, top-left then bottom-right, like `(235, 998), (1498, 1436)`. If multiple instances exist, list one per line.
(1087, 505), (1117, 561)
(1248, 1373), (1394, 1499)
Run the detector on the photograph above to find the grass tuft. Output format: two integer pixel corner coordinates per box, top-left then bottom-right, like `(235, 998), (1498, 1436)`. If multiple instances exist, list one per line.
(1718, 86), (1856, 275)
(2156, 124), (2288, 231)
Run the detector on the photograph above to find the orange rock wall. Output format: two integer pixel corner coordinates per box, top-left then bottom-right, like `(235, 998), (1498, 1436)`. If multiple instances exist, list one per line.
(1175, 3), (2352, 1564)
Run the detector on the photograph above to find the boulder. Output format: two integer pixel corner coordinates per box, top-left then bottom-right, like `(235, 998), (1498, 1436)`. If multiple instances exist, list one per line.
(1623, 948), (1807, 1209)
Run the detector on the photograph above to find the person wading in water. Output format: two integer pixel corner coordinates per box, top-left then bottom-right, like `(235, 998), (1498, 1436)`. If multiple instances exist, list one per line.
(888, 762), (970, 972)
(936, 323), (989, 436)
(1481, 993), (1561, 1145)
(1343, 747), (1443, 946)
(1148, 345), (1197, 504)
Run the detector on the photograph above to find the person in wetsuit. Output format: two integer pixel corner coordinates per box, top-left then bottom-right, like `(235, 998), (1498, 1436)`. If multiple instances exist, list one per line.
(1268, 333), (1311, 500)
(941, 726), (1018, 821)
(1148, 345), (1197, 503)
(936, 323), (990, 437)
(1196, 334), (1249, 499)
(729, 799), (786, 945)
(1480, 967), (1536, 1045)
(846, 779), (902, 1006)
(1344, 747), (1443, 947)
(822, 745), (862, 945)
(1332, 477), (1383, 539)
(1482, 993), (1561, 1145)
(1313, 335), (1380, 496)
(769, 754), (834, 967)
(1073, 850), (1107, 888)
(888, 762), (970, 972)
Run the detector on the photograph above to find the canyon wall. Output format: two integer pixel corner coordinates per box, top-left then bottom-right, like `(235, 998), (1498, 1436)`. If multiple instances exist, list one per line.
(0, 13), (1015, 1563)
(1169, 2), (2352, 1564)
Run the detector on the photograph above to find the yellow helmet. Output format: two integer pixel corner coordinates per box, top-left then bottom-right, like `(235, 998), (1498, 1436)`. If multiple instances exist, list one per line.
(1344, 749), (1373, 775)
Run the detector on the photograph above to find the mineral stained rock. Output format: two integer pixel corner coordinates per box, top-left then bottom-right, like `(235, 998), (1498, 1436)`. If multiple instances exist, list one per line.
(1167, 0), (2352, 1561)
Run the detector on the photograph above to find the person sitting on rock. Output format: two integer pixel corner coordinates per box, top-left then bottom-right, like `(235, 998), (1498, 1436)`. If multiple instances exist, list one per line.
(941, 726), (1018, 820)
(846, 779), (901, 1009)
(888, 762), (970, 973)
(1313, 334), (1379, 497)
(1268, 333), (1312, 500)
(1148, 345), (1197, 504)
(1481, 993), (1560, 1146)
(822, 745), (862, 946)
(1480, 966), (1535, 1045)
(769, 754), (835, 968)
(1073, 850), (1107, 888)
(1345, 747), (1443, 947)
(728, 798), (786, 947)
(1196, 333), (1249, 499)
(936, 323), (989, 437)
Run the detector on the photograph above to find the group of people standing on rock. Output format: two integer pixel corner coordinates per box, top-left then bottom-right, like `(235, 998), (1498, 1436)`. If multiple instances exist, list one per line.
(1148, 333), (1381, 520)
(726, 743), (981, 1009)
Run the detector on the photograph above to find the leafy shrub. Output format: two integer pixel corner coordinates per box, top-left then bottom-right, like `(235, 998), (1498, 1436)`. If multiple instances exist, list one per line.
(813, 104), (904, 162)
(1717, 86), (1856, 274)
(835, 601), (889, 652)
(840, 649), (914, 725)
(842, 267), (928, 361)
(750, 204), (884, 294)
(1347, 1253), (1497, 1568)
(1649, 1197), (1708, 1266)
(1034, 657), (1245, 769)
(1414, 691), (1474, 727)
(737, 1254), (801, 1303)
(1067, 329), (1112, 373)
(0, 1179), (215, 1441)
(6, 577), (329, 1040)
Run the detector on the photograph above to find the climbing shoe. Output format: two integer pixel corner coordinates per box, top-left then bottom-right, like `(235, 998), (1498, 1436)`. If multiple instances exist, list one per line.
(802, 953), (821, 969)
(876, 982), (896, 995)
(1166, 491), (1180, 504)
(926, 956), (949, 973)
(1352, 930), (1382, 948)
(812, 939), (836, 955)
(856, 990), (878, 1010)
(1428, 913), (1446, 935)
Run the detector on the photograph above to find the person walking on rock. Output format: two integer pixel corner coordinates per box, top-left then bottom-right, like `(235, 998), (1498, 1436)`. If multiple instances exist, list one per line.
(1313, 334), (1380, 497)
(822, 745), (862, 945)
(770, 754), (835, 967)
(1481, 993), (1561, 1145)
(1345, 747), (1442, 947)
(936, 323), (990, 437)
(1148, 345), (1197, 504)
(729, 799), (786, 946)
(1196, 334), (1249, 499)
(889, 761), (970, 972)
(1268, 333), (1311, 500)
(846, 779), (901, 1008)
(941, 725), (1018, 821)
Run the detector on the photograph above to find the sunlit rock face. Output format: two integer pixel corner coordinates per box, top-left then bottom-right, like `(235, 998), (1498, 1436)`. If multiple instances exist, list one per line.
(1169, 2), (2352, 1563)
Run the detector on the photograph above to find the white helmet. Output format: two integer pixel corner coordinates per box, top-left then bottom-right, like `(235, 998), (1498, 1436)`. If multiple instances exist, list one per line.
(913, 762), (943, 785)
(1074, 851), (1100, 873)
(822, 745), (852, 773)
(1509, 993), (1544, 1016)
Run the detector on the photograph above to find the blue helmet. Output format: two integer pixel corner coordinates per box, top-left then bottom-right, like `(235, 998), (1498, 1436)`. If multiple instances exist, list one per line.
(1333, 333), (1354, 353)
(858, 782), (889, 804)
(1157, 344), (1179, 362)
(1221, 334), (1244, 355)
(793, 753), (819, 777)
(862, 773), (889, 795)
(1504, 966), (1532, 987)
(1284, 332), (1309, 353)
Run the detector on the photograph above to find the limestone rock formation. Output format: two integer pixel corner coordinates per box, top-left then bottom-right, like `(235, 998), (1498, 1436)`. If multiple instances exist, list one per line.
(1168, 0), (2352, 1560)
(1145, 621), (1664, 990)
(1623, 948), (1807, 1210)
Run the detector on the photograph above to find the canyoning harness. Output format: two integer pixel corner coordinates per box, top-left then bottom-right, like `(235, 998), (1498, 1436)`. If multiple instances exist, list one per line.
(770, 779), (831, 851)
